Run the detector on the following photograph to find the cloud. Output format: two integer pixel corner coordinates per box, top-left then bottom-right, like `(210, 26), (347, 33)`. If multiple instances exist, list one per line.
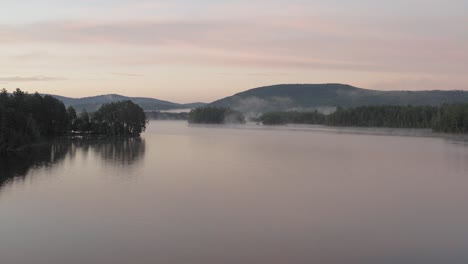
(111, 72), (144, 77)
(0, 76), (67, 82)
(2, 16), (465, 75)
(218, 72), (291, 77)
(11, 51), (48, 60)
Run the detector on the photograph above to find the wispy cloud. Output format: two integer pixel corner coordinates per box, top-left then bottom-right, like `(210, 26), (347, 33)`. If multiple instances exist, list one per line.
(0, 76), (67, 82)
(11, 51), (48, 60)
(218, 72), (291, 77)
(1, 15), (466, 75)
(111, 72), (144, 77)
(1, 0), (467, 99)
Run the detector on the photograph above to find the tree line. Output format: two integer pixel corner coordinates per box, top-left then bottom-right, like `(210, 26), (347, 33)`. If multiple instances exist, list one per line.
(259, 111), (326, 126)
(188, 107), (245, 124)
(70, 100), (147, 137)
(1, 89), (147, 152)
(146, 111), (189, 120)
(258, 104), (468, 133)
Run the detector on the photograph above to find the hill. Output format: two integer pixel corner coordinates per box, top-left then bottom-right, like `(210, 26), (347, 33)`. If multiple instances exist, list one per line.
(49, 94), (206, 112)
(209, 84), (468, 114)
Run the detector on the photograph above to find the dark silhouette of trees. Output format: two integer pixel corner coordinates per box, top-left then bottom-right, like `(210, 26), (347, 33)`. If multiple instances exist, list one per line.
(1, 90), (147, 152)
(260, 111), (326, 125)
(0, 89), (69, 152)
(67, 106), (77, 131)
(90, 101), (147, 137)
(327, 105), (438, 128)
(146, 111), (189, 120)
(259, 105), (468, 133)
(432, 104), (468, 133)
(188, 107), (245, 124)
(75, 110), (92, 133)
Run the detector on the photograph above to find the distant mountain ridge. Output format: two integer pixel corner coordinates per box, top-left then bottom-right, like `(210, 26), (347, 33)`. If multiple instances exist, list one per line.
(48, 83), (468, 114)
(49, 94), (206, 112)
(210, 83), (468, 114)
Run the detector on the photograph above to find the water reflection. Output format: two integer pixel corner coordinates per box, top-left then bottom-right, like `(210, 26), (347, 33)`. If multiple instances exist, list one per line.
(2, 121), (468, 264)
(0, 143), (70, 188)
(72, 138), (146, 166)
(0, 138), (145, 190)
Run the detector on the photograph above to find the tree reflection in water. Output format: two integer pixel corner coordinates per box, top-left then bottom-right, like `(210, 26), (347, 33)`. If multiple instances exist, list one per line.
(0, 138), (145, 190)
(78, 138), (146, 166)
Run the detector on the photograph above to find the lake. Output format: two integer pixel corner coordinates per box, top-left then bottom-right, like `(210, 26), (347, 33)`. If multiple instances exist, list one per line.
(1, 121), (468, 264)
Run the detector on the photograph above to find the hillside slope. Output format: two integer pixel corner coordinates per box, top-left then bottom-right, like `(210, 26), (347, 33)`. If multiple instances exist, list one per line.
(50, 94), (206, 112)
(210, 84), (468, 113)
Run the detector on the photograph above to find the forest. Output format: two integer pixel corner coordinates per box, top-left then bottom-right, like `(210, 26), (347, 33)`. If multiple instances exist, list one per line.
(258, 105), (468, 133)
(259, 111), (326, 125)
(0, 89), (147, 152)
(188, 107), (245, 124)
(2, 89), (468, 152)
(145, 111), (189, 120)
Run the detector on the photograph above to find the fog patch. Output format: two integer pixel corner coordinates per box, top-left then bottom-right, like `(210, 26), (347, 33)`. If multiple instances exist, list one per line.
(227, 96), (336, 118)
(229, 96), (293, 115)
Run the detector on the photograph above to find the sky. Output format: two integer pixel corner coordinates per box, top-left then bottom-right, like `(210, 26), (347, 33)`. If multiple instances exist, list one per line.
(1, 0), (467, 103)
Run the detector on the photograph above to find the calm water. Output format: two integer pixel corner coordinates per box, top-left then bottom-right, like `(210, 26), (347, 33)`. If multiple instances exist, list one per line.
(1, 121), (468, 264)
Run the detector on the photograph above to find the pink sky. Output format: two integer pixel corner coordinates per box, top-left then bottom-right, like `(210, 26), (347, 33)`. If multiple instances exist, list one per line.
(1, 0), (467, 103)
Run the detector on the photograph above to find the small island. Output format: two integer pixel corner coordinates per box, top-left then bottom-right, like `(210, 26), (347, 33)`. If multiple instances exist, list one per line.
(0, 89), (147, 153)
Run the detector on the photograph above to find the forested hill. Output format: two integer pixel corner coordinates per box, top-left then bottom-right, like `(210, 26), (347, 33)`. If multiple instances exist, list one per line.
(209, 84), (468, 113)
(50, 94), (206, 112)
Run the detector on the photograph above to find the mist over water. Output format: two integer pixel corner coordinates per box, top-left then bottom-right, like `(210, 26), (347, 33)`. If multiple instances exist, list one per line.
(1, 121), (468, 264)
